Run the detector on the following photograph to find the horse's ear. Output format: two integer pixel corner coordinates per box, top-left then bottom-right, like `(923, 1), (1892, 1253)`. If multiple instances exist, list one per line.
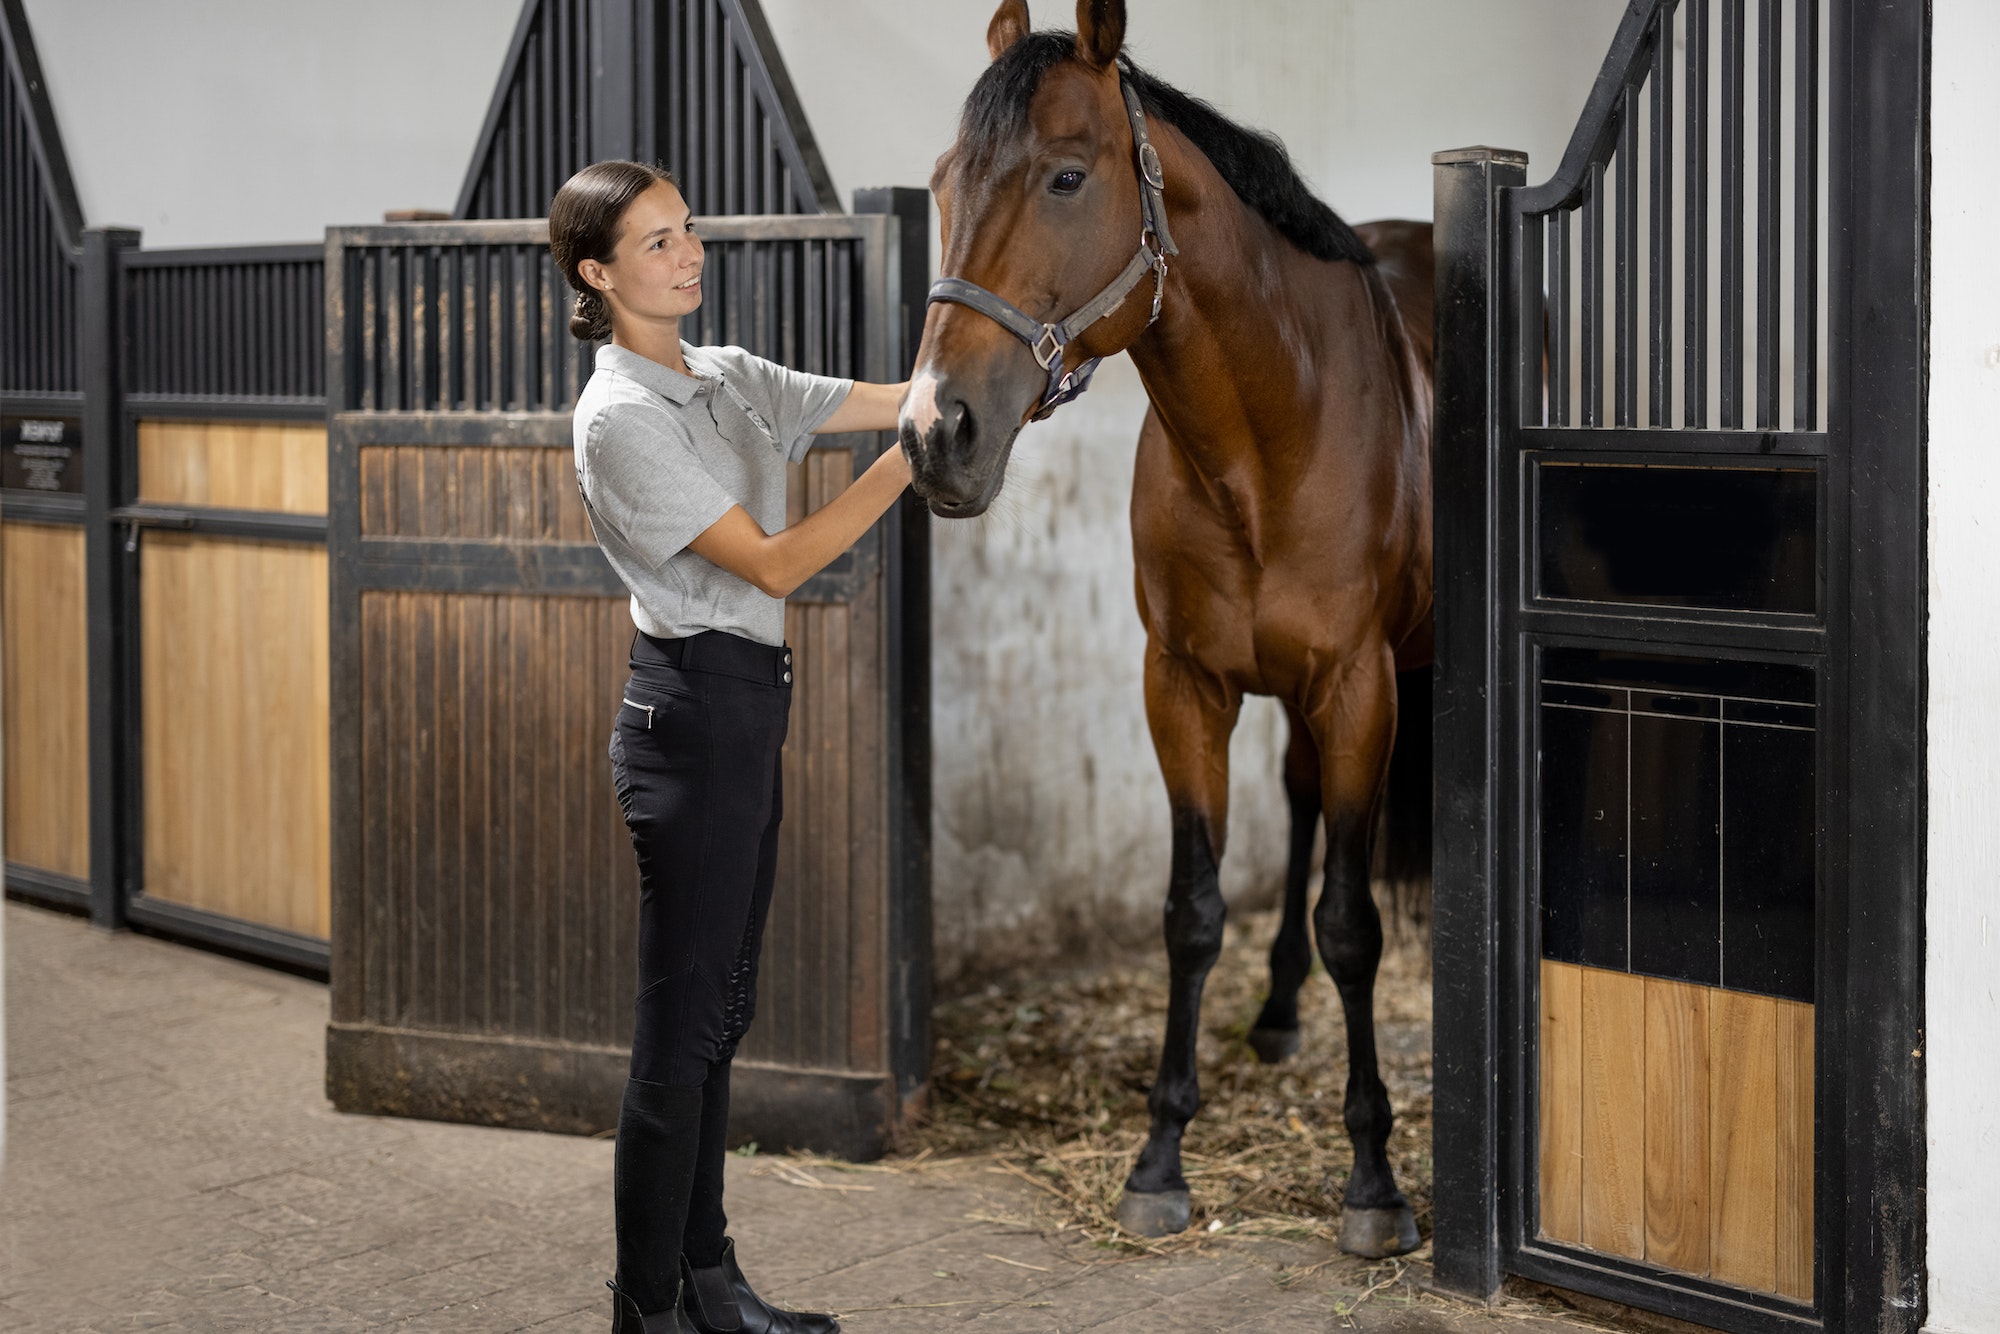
(987, 0), (1030, 61)
(1074, 0), (1125, 68)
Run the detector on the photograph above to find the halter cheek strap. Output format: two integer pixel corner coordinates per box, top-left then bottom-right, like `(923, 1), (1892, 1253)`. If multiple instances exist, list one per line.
(927, 76), (1179, 422)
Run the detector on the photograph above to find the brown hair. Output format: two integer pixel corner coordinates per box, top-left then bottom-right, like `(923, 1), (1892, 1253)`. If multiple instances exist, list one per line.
(548, 160), (679, 341)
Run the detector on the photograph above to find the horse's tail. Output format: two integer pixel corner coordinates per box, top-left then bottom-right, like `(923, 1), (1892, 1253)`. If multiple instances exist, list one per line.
(1371, 665), (1433, 940)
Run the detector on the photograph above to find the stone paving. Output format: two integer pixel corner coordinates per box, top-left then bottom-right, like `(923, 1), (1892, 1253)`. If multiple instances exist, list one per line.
(0, 901), (1629, 1333)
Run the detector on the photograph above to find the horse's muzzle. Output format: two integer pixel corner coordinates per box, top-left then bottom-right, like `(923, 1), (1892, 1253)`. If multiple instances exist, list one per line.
(900, 381), (1012, 518)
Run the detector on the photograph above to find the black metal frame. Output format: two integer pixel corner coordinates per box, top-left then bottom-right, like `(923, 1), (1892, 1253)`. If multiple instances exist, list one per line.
(1431, 2), (1927, 1331)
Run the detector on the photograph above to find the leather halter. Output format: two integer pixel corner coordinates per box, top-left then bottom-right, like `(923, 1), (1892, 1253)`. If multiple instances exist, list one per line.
(927, 76), (1179, 422)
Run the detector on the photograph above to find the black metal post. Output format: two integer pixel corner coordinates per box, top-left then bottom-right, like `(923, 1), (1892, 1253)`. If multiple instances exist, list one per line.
(1430, 144), (1528, 1304)
(853, 184), (933, 1124)
(80, 225), (140, 931)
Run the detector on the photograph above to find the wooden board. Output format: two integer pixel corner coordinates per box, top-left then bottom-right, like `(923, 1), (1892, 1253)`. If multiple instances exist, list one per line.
(1580, 966), (1647, 1258)
(141, 533), (331, 935)
(138, 420), (328, 515)
(1709, 987), (1780, 1292)
(1, 521), (90, 878)
(1539, 959), (1584, 1243)
(1644, 977), (1710, 1273)
(1775, 999), (1815, 1300)
(358, 445), (591, 541)
(1541, 963), (1812, 1297)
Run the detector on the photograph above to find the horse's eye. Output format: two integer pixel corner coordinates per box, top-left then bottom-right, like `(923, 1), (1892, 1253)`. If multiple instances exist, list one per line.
(1051, 169), (1086, 196)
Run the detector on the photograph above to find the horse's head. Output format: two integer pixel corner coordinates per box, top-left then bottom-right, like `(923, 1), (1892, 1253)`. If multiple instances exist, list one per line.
(902, 0), (1164, 518)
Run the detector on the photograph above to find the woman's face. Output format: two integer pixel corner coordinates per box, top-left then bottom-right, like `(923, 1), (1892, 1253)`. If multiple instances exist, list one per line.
(593, 179), (704, 324)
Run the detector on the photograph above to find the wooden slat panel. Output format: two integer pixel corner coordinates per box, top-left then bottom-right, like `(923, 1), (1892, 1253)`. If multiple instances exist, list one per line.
(1580, 966), (1646, 1258)
(1775, 999), (1815, 1299)
(1709, 987), (1779, 1291)
(0, 522), (89, 877)
(137, 420), (328, 515)
(1644, 977), (1710, 1272)
(1540, 959), (1585, 1243)
(141, 534), (330, 935)
(356, 590), (636, 1040)
(356, 445), (591, 541)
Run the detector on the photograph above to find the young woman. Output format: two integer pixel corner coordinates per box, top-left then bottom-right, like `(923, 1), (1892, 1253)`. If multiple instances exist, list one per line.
(551, 160), (910, 1334)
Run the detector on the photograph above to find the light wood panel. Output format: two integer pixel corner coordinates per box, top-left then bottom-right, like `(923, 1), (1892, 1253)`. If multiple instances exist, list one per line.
(1540, 963), (1812, 1300)
(1, 522), (89, 877)
(142, 533), (330, 935)
(139, 420), (327, 514)
(1580, 967), (1647, 1258)
(358, 445), (591, 541)
(1540, 960), (1584, 1241)
(1644, 978), (1710, 1273)
(1775, 1000), (1815, 1300)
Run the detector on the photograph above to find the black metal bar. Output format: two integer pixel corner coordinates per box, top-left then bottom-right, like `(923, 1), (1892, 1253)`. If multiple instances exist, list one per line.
(0, 489), (85, 522)
(1614, 86), (1638, 427)
(1509, 1245), (1817, 1332)
(110, 504), (328, 543)
(80, 226), (141, 933)
(1428, 143), (1529, 1303)
(125, 893), (330, 979)
(1793, 0), (1819, 430)
(1720, 0), (1746, 429)
(1518, 210), (1546, 429)
(1520, 425), (1827, 456)
(1649, 4), (1676, 427)
(1581, 162), (1605, 427)
(5, 863), (91, 914)
(1549, 211), (1571, 427)
(1755, 0), (1781, 428)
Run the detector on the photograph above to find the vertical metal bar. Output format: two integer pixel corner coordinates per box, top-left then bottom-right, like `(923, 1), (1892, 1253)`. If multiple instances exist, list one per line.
(1720, 0), (1745, 429)
(1650, 4), (1677, 427)
(1755, 0), (1781, 427)
(1550, 210), (1571, 427)
(1793, 0), (1819, 429)
(1518, 211), (1547, 428)
(1614, 85), (1638, 427)
(1581, 161), (1605, 428)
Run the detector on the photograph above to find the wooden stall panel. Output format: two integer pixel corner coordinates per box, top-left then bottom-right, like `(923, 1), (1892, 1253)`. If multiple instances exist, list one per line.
(1643, 977), (1710, 1273)
(1, 522), (89, 878)
(138, 420), (328, 514)
(1579, 967), (1646, 1259)
(357, 590), (635, 1042)
(1539, 959), (1584, 1243)
(141, 533), (330, 934)
(357, 445), (590, 541)
(1541, 963), (1813, 1297)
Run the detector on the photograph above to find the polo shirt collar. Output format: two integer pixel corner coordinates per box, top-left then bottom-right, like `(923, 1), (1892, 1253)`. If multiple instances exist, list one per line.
(594, 342), (719, 406)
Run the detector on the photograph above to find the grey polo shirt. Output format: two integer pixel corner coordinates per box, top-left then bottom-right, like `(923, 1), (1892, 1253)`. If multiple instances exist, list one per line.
(573, 342), (852, 646)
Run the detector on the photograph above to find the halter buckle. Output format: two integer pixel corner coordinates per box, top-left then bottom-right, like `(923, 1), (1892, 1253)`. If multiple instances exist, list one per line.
(1031, 324), (1065, 372)
(1139, 141), (1165, 193)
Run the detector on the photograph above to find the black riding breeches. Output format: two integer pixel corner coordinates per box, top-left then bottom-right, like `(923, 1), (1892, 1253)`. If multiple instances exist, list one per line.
(610, 629), (793, 1088)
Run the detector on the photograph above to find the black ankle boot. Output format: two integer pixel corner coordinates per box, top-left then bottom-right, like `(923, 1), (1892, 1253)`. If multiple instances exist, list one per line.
(679, 1239), (839, 1333)
(609, 1277), (691, 1333)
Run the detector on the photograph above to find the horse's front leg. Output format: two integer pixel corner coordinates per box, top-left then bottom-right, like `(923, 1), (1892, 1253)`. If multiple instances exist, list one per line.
(1249, 703), (1321, 1064)
(1117, 640), (1240, 1238)
(1308, 648), (1421, 1258)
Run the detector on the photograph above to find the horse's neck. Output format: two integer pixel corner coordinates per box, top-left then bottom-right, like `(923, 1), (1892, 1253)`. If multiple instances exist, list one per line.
(1126, 197), (1387, 485)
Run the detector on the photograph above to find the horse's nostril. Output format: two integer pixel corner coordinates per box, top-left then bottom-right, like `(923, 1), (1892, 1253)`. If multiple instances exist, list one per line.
(947, 400), (976, 457)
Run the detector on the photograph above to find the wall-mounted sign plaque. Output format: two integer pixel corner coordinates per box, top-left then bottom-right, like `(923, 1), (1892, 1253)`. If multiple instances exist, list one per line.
(2, 416), (84, 493)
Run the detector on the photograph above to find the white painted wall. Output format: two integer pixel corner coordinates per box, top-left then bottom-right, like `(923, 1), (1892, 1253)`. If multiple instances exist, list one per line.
(1924, 1), (2000, 1327)
(758, 0), (1623, 979)
(21, 0), (521, 246)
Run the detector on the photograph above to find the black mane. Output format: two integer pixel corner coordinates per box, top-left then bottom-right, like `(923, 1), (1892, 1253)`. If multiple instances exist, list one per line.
(958, 30), (1374, 266)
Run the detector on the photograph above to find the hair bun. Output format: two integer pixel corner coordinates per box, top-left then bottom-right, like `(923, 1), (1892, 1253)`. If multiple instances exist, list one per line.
(569, 289), (610, 342)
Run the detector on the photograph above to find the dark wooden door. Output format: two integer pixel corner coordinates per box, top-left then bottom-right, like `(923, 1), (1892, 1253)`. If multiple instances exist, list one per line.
(323, 199), (931, 1159)
(1430, 2), (1925, 1331)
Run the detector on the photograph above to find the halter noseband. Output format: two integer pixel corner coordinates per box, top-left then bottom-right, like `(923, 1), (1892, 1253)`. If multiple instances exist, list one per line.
(927, 76), (1179, 423)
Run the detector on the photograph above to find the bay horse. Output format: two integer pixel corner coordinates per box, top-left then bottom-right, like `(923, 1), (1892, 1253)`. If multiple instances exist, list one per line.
(900, 0), (1433, 1257)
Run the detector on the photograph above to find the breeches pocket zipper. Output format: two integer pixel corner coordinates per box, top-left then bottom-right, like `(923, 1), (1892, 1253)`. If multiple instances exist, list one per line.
(622, 696), (655, 728)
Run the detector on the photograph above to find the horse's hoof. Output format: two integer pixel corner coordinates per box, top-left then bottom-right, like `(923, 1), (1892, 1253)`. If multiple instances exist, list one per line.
(1339, 1204), (1420, 1258)
(1116, 1187), (1192, 1237)
(1247, 1025), (1300, 1064)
